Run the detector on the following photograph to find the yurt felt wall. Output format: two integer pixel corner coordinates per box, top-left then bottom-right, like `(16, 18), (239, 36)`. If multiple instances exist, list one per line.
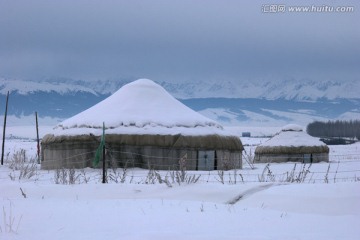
(254, 145), (329, 163)
(41, 133), (243, 170)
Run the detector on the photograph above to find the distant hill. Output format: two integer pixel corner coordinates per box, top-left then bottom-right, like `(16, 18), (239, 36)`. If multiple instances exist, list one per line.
(0, 77), (359, 126)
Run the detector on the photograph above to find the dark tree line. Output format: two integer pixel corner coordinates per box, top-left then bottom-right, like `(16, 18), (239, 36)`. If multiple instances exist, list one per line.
(306, 120), (360, 139)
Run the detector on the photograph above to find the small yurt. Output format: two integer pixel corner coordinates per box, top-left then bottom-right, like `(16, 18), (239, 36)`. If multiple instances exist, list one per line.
(254, 124), (329, 163)
(41, 79), (243, 170)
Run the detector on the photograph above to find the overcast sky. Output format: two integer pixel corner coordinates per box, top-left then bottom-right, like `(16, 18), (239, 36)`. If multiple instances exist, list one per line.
(0, 0), (359, 83)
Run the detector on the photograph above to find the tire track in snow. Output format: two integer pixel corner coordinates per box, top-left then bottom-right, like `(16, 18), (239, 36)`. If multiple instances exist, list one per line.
(226, 183), (278, 205)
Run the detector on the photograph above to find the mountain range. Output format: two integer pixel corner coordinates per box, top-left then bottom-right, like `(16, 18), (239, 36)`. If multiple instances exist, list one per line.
(0, 77), (359, 127)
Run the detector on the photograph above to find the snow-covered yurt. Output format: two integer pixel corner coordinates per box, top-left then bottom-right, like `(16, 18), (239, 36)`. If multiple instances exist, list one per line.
(254, 124), (329, 163)
(41, 79), (243, 170)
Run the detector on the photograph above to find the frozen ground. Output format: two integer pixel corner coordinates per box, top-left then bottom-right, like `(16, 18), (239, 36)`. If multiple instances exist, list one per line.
(0, 127), (359, 240)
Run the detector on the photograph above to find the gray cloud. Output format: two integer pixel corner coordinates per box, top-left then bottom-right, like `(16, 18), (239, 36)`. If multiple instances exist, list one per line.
(0, 0), (359, 82)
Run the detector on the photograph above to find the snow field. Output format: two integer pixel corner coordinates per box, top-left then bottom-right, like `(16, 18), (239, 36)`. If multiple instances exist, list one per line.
(1, 183), (359, 240)
(1, 135), (360, 240)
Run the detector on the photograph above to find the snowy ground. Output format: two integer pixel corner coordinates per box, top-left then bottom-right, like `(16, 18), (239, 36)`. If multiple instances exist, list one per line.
(0, 127), (360, 240)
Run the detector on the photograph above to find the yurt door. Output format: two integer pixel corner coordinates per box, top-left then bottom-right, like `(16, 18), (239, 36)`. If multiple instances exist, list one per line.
(303, 154), (312, 163)
(197, 150), (215, 170)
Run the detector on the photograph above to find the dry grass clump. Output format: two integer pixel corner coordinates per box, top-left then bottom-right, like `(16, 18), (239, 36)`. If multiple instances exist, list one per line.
(8, 149), (38, 181)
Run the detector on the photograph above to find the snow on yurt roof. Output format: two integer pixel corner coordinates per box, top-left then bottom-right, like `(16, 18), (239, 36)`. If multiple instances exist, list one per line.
(53, 79), (231, 136)
(281, 124), (303, 132)
(259, 125), (326, 147)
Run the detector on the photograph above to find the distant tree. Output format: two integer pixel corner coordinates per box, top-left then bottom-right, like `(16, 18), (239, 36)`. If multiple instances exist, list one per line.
(307, 120), (360, 139)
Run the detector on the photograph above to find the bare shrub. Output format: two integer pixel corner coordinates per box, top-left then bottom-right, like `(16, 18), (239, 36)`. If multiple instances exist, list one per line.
(8, 173), (15, 181)
(68, 168), (77, 184)
(284, 164), (312, 183)
(141, 168), (172, 187)
(258, 163), (275, 182)
(178, 153), (187, 182)
(333, 161), (340, 183)
(8, 150), (38, 181)
(285, 164), (297, 183)
(168, 154), (201, 185)
(170, 169), (201, 185)
(228, 169), (239, 184)
(144, 168), (158, 184)
(239, 173), (244, 183)
(162, 175), (172, 188)
(217, 169), (243, 185)
(243, 149), (255, 169)
(216, 170), (225, 184)
(54, 168), (79, 184)
(19, 188), (26, 198)
(221, 155), (232, 171)
(1, 202), (23, 234)
(324, 164), (331, 184)
(109, 162), (128, 183)
(78, 169), (91, 184)
(154, 171), (173, 187)
(296, 164), (311, 183)
(19, 160), (38, 180)
(54, 168), (66, 184)
(9, 149), (26, 170)
(185, 174), (201, 184)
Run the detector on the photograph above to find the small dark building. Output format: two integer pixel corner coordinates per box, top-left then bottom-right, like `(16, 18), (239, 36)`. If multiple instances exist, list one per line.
(242, 132), (251, 137)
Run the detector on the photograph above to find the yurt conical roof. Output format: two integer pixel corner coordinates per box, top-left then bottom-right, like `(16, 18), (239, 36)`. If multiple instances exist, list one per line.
(57, 79), (221, 131)
(255, 124), (329, 154)
(44, 79), (242, 150)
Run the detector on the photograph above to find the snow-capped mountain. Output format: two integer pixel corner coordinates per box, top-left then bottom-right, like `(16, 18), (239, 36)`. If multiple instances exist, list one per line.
(0, 78), (98, 95)
(0, 77), (359, 127)
(1, 77), (359, 100)
(0, 78), (132, 96)
(160, 79), (360, 100)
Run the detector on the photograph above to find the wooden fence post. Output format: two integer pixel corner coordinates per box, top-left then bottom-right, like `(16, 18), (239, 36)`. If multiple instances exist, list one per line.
(35, 111), (40, 164)
(1, 91), (9, 165)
